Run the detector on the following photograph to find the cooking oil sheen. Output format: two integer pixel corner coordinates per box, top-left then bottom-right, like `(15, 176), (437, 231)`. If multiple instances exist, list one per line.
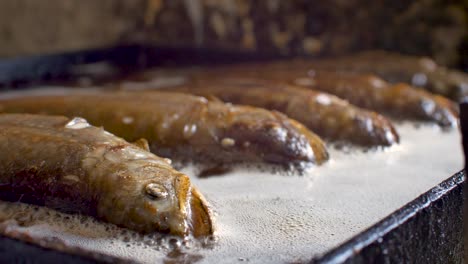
(0, 88), (462, 264)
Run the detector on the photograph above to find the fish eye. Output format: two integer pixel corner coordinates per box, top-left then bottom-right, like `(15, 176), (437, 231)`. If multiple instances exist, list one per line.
(145, 183), (168, 200)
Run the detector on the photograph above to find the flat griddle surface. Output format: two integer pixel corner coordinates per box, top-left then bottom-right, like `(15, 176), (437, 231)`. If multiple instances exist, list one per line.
(0, 88), (461, 263)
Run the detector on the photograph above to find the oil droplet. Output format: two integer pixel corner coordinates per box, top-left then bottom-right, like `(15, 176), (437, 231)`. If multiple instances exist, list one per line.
(65, 117), (90, 129)
(221, 138), (235, 147)
(183, 124), (197, 139)
(421, 99), (436, 114)
(122, 116), (134, 124)
(369, 77), (386, 88)
(315, 94), (331, 105)
(412, 73), (428, 87)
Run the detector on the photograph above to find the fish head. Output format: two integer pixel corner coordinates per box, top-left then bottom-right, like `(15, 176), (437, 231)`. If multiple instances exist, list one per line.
(83, 126), (214, 237)
(129, 167), (193, 236)
(94, 146), (214, 237)
(217, 105), (328, 166)
(109, 163), (214, 237)
(135, 168), (215, 237)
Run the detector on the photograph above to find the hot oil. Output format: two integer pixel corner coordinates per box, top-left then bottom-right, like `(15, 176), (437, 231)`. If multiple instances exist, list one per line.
(183, 122), (462, 263)
(0, 88), (463, 263)
(0, 202), (208, 263)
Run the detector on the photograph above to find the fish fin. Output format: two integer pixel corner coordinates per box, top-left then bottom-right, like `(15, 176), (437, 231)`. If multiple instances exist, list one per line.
(132, 138), (150, 151)
(205, 95), (223, 103)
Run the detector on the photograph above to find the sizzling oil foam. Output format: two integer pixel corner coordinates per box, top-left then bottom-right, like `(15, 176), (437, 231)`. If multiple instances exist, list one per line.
(0, 88), (463, 263)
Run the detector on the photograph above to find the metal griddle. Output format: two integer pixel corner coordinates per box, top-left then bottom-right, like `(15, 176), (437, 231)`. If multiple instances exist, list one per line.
(0, 46), (464, 264)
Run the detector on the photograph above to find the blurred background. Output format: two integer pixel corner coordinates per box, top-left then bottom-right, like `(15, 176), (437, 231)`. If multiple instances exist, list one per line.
(0, 0), (466, 69)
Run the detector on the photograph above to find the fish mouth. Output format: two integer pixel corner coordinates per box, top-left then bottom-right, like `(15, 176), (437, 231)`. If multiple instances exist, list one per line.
(170, 174), (215, 237)
(187, 187), (215, 238)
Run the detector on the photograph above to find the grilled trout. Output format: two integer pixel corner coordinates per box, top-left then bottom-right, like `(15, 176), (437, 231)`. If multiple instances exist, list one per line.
(156, 79), (399, 147)
(305, 50), (468, 102)
(0, 114), (214, 237)
(0, 92), (328, 167)
(294, 71), (459, 128)
(134, 66), (458, 128)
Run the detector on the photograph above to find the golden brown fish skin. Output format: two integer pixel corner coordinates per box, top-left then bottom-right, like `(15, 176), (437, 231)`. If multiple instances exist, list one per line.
(0, 92), (328, 167)
(302, 50), (468, 102)
(0, 114), (213, 237)
(146, 65), (458, 128)
(297, 71), (459, 128)
(158, 79), (399, 147)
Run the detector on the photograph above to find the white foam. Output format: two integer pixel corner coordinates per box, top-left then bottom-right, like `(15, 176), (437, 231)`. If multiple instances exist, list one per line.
(0, 100), (462, 263)
(315, 94), (332, 105)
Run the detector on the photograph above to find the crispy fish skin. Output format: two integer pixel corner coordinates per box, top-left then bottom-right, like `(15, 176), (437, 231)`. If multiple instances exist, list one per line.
(0, 92), (328, 166)
(306, 50), (468, 102)
(150, 65), (457, 128)
(0, 114), (214, 237)
(158, 79), (399, 147)
(298, 71), (459, 128)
